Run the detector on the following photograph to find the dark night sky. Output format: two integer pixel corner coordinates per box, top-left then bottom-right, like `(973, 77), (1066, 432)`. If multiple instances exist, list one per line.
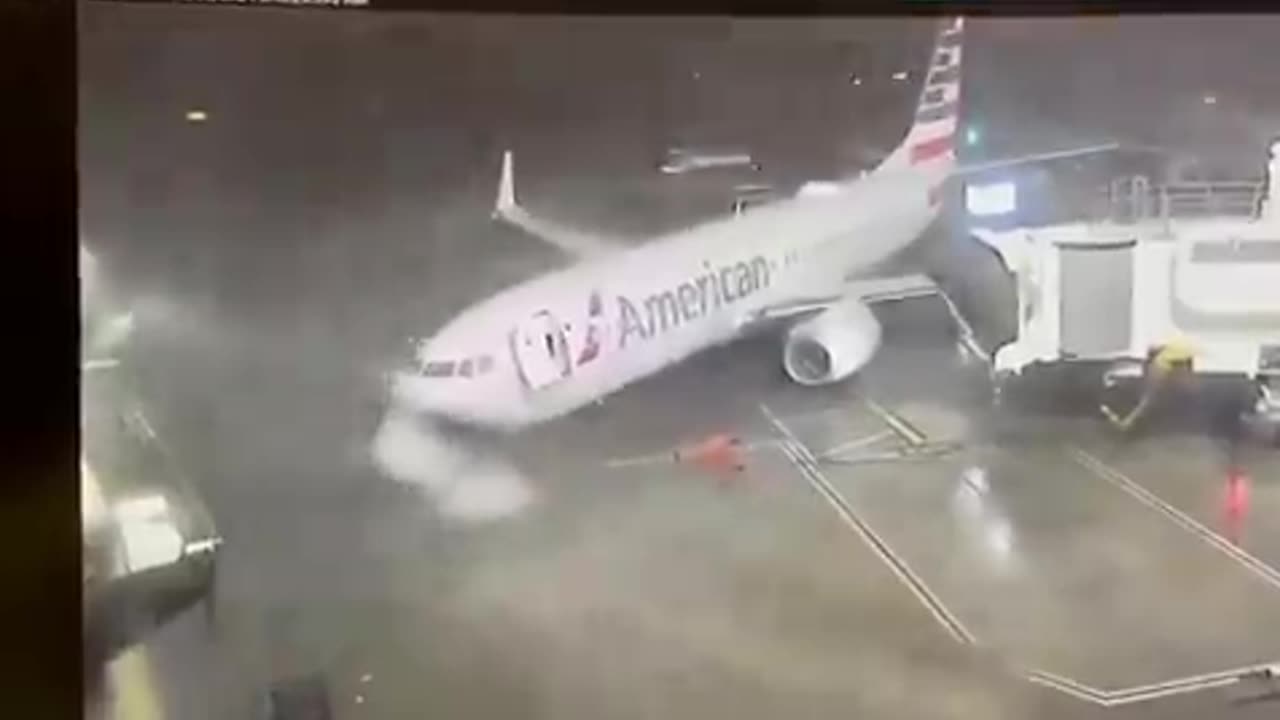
(79, 7), (1280, 260)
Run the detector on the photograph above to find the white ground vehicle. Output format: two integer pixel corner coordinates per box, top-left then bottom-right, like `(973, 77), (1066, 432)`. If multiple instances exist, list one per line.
(974, 141), (1280, 441)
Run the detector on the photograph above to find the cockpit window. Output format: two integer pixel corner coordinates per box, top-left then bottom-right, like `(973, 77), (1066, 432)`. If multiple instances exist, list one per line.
(421, 360), (455, 377)
(421, 356), (494, 378)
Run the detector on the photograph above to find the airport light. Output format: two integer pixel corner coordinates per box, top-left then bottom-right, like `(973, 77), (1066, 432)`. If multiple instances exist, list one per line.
(1202, 94), (1217, 106)
(965, 126), (981, 147)
(891, 70), (908, 82)
(185, 109), (208, 123)
(965, 180), (1018, 218)
(849, 74), (863, 86)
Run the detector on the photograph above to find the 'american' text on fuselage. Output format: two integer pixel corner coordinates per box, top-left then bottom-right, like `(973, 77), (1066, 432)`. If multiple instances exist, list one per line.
(618, 255), (771, 347)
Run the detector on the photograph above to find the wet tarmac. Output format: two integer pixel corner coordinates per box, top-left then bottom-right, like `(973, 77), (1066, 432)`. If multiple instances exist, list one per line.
(79, 7), (1280, 719)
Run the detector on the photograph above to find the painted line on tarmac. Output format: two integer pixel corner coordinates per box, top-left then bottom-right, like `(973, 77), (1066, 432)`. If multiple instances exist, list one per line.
(760, 402), (975, 646)
(815, 430), (895, 459)
(1028, 660), (1280, 707)
(861, 396), (929, 447)
(765, 405), (849, 425)
(1070, 446), (1280, 593)
(1024, 669), (1108, 705)
(1105, 661), (1280, 705)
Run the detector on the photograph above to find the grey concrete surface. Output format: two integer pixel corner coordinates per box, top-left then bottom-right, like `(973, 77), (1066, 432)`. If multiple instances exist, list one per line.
(794, 430), (1280, 690)
(79, 7), (1280, 719)
(1074, 432), (1280, 570)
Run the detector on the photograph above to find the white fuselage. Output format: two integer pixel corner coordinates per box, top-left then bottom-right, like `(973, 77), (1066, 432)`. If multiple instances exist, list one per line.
(395, 161), (944, 429)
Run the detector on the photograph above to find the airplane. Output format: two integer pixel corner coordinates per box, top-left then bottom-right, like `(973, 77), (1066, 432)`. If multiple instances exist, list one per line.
(383, 17), (1109, 433)
(659, 147), (762, 175)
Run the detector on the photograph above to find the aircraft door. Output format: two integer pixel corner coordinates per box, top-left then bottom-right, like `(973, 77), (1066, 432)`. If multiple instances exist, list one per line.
(511, 310), (572, 390)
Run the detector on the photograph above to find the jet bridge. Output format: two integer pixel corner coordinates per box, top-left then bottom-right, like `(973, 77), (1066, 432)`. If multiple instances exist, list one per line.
(972, 147), (1280, 431)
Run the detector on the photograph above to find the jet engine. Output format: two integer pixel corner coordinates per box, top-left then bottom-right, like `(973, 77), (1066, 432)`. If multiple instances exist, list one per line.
(782, 298), (882, 385)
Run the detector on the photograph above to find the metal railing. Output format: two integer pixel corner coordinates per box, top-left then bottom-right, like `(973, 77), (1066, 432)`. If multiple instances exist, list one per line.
(1095, 176), (1266, 225)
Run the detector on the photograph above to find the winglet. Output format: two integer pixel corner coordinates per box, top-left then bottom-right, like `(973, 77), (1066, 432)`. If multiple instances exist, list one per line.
(494, 150), (517, 219)
(487, 150), (622, 258)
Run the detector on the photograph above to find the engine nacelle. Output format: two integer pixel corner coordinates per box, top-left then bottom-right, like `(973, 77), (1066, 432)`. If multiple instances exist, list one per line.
(783, 298), (882, 385)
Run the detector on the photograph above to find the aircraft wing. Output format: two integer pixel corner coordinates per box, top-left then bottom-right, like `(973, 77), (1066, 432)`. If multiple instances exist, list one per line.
(741, 273), (941, 326)
(843, 273), (941, 304)
(493, 151), (626, 260)
(737, 271), (936, 327)
(739, 272), (988, 361)
(735, 296), (843, 327)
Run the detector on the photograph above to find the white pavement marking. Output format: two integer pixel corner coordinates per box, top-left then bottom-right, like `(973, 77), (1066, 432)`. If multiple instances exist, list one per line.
(861, 396), (928, 447)
(815, 430), (895, 459)
(761, 404), (850, 426)
(1024, 669), (1108, 705)
(759, 402), (976, 646)
(1028, 660), (1280, 707)
(1070, 446), (1280, 593)
(1105, 661), (1280, 705)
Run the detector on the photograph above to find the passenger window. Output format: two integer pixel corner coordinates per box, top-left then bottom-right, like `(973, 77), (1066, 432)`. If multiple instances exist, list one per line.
(477, 355), (494, 374)
(422, 360), (455, 377)
(458, 359), (473, 378)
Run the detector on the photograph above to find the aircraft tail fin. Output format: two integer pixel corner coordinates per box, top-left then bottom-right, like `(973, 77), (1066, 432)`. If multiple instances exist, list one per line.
(877, 17), (964, 175)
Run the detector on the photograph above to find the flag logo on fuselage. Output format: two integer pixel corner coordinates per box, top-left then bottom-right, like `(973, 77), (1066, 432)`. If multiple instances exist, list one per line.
(577, 290), (605, 365)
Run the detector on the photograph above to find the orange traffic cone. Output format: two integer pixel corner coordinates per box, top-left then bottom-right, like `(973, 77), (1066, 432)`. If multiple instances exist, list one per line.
(675, 433), (745, 475)
(1226, 467), (1250, 516)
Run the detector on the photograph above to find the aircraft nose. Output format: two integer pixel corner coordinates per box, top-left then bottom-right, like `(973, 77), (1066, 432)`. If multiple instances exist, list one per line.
(386, 330), (516, 427)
